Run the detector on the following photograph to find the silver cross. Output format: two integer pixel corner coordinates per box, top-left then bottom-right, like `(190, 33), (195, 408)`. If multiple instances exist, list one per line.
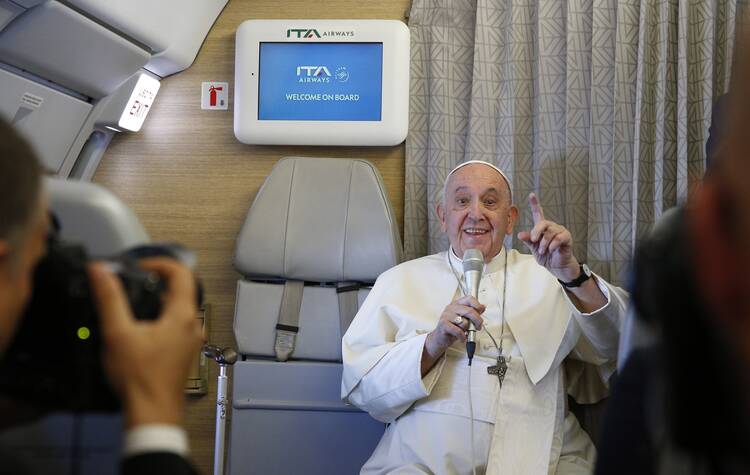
(487, 355), (508, 387)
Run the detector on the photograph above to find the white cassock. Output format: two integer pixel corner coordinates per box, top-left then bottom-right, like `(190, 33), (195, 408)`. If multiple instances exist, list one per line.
(341, 248), (629, 475)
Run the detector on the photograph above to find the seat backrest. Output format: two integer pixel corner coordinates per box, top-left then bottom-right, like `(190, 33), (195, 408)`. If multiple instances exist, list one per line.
(228, 157), (399, 474)
(234, 156), (401, 282)
(45, 177), (150, 256)
(233, 157), (402, 360)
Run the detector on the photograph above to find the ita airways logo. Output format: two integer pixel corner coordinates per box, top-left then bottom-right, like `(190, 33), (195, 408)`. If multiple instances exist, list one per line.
(287, 28), (321, 39)
(201, 81), (229, 110)
(296, 66), (331, 83)
(335, 67), (349, 83)
(286, 28), (355, 38)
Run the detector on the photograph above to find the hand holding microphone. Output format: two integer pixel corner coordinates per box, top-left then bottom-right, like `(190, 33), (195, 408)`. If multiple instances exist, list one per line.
(421, 249), (486, 375)
(462, 249), (484, 365)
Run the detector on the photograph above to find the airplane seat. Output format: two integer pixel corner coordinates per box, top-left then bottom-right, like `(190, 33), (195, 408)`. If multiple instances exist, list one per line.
(0, 178), (150, 475)
(228, 157), (402, 475)
(45, 177), (150, 256)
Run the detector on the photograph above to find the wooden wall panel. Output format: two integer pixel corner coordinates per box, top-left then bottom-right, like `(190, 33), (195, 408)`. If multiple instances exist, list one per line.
(93, 0), (410, 472)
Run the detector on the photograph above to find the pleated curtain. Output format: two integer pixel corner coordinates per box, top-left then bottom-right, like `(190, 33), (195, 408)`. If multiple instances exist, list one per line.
(404, 0), (741, 285)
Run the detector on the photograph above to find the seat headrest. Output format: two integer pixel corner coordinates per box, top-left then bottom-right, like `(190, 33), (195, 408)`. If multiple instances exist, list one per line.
(234, 157), (402, 282)
(45, 177), (150, 257)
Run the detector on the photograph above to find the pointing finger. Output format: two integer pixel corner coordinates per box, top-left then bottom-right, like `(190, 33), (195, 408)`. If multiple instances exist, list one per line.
(529, 193), (545, 224)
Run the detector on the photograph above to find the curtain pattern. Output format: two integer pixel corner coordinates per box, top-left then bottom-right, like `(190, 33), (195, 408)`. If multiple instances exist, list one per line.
(405, 0), (741, 285)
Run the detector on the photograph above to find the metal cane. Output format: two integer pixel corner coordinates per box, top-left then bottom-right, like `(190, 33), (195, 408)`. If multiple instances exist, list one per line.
(203, 344), (238, 475)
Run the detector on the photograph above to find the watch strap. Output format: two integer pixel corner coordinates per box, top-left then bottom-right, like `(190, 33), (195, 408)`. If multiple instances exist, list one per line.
(558, 263), (591, 288)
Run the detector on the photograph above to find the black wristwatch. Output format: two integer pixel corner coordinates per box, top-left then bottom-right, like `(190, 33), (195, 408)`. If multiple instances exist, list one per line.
(558, 263), (592, 288)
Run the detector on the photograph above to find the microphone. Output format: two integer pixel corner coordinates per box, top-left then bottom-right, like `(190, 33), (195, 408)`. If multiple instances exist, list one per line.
(462, 249), (483, 365)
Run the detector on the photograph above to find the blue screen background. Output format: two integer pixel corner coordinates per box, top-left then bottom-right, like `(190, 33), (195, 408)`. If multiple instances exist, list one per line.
(258, 42), (383, 121)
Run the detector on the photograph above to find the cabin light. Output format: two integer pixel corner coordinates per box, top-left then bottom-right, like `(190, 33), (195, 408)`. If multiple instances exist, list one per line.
(117, 73), (160, 132)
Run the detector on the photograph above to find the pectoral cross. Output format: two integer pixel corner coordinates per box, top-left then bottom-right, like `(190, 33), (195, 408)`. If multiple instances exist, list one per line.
(487, 355), (508, 387)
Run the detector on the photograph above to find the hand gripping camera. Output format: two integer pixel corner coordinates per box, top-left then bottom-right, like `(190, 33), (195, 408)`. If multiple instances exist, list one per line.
(0, 228), (202, 413)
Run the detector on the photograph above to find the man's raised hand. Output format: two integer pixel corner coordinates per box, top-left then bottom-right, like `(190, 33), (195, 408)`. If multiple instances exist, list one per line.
(517, 193), (580, 283)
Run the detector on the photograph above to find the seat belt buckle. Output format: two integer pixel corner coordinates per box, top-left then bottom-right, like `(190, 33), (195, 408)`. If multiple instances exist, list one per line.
(274, 324), (299, 362)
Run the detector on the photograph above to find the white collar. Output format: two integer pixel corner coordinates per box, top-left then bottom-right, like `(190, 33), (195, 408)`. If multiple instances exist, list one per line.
(448, 246), (508, 276)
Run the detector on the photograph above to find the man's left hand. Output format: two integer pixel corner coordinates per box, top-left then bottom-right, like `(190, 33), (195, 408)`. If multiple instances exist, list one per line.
(517, 193), (580, 282)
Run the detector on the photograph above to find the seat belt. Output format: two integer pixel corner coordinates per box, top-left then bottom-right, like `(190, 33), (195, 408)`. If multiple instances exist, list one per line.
(336, 282), (361, 338)
(274, 280), (304, 362)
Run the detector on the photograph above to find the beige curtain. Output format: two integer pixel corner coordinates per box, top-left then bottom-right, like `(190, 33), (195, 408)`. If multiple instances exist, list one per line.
(405, 0), (741, 285)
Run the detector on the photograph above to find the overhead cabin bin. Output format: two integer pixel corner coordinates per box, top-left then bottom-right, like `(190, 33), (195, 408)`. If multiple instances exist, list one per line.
(0, 1), (150, 99)
(0, 68), (91, 173)
(65, 0), (172, 53)
(0, 0), (227, 179)
(7, 0), (45, 7)
(0, 0), (228, 96)
(0, 1), (23, 31)
(65, 0), (229, 78)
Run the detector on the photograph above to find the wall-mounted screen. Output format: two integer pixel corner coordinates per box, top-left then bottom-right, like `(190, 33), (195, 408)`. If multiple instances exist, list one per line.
(234, 20), (409, 146)
(258, 42), (383, 121)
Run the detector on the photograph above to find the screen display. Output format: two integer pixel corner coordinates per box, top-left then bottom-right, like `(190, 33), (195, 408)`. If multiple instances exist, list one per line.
(258, 42), (383, 121)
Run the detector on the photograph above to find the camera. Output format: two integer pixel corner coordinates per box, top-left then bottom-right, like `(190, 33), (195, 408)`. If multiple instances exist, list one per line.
(0, 230), (201, 413)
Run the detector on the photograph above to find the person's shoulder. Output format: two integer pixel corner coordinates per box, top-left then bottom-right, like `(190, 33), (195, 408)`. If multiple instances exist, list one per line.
(508, 248), (532, 263)
(508, 248), (540, 269)
(364, 252), (453, 305)
(380, 252), (445, 276)
(373, 252), (446, 286)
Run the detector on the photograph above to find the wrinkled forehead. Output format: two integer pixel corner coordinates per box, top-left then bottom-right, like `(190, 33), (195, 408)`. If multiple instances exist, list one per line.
(444, 161), (513, 202)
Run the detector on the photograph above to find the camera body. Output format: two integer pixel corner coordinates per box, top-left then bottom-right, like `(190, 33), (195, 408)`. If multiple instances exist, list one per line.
(0, 235), (195, 412)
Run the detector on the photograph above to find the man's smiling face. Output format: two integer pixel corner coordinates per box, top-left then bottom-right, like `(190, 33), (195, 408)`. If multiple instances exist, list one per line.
(437, 163), (517, 261)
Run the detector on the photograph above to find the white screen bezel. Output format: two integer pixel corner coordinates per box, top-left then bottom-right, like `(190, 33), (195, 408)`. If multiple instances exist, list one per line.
(234, 20), (409, 146)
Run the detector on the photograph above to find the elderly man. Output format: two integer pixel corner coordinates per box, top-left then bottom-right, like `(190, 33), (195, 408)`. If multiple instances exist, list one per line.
(0, 119), (203, 475)
(342, 160), (629, 474)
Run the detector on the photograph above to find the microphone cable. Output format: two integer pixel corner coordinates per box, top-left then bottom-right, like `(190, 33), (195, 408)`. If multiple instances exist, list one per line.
(449, 249), (509, 474)
(466, 324), (503, 475)
(467, 364), (478, 475)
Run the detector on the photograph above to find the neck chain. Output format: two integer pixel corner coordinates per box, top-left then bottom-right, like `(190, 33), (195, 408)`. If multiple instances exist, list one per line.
(447, 249), (509, 358)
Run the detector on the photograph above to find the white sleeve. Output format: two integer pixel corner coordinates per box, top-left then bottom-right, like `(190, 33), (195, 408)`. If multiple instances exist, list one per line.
(123, 424), (189, 457)
(562, 275), (629, 363)
(557, 277), (629, 401)
(345, 332), (446, 423)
